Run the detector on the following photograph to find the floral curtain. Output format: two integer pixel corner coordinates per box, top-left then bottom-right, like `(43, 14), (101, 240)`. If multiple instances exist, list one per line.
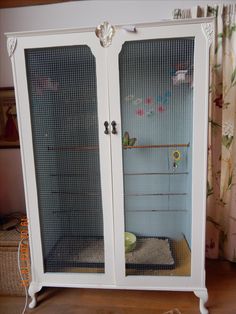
(173, 4), (236, 261)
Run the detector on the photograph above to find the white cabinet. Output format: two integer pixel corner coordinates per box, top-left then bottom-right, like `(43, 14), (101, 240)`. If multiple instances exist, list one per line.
(7, 18), (213, 314)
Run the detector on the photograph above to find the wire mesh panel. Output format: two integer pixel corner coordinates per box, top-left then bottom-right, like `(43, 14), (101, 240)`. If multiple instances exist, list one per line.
(119, 38), (194, 276)
(25, 45), (105, 273)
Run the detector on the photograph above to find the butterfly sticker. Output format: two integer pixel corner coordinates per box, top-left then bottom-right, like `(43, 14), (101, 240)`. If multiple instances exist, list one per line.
(122, 132), (137, 147)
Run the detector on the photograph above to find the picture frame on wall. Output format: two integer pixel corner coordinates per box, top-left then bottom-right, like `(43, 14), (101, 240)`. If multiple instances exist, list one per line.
(0, 87), (20, 148)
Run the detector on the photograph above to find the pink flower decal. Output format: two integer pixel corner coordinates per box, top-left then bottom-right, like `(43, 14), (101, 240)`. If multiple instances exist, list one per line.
(157, 105), (166, 113)
(135, 108), (145, 116)
(144, 97), (153, 105)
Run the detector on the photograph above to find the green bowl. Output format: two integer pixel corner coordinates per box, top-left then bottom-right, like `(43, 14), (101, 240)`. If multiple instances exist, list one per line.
(125, 232), (136, 253)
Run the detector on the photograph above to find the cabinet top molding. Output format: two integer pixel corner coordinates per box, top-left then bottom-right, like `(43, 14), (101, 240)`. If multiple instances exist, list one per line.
(5, 17), (214, 38)
(201, 23), (214, 45)
(7, 37), (17, 57)
(95, 21), (115, 48)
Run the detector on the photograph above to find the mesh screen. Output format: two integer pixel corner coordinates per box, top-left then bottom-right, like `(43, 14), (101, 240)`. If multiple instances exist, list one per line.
(119, 38), (194, 276)
(25, 45), (105, 273)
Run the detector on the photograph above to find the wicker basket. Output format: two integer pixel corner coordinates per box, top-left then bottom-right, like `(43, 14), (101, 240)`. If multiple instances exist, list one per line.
(0, 229), (31, 296)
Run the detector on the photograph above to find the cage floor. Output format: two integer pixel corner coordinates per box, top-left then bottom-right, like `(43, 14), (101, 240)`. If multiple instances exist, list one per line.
(126, 237), (175, 269)
(126, 238), (191, 276)
(45, 236), (178, 273)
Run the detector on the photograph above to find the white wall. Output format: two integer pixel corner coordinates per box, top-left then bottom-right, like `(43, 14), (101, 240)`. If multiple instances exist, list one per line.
(0, 0), (232, 214)
(0, 0), (233, 87)
(0, 149), (25, 214)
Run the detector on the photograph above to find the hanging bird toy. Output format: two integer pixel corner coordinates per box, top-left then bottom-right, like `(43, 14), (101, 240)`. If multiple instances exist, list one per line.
(171, 150), (181, 171)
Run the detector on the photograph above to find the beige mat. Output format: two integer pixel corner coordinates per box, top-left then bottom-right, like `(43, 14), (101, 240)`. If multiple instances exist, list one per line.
(126, 237), (174, 266)
(127, 238), (191, 276)
(51, 237), (174, 266)
(48, 237), (174, 269)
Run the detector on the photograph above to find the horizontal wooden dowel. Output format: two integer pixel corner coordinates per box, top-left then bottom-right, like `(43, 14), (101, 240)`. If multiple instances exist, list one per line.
(125, 193), (187, 196)
(48, 145), (99, 152)
(48, 143), (190, 152)
(123, 143), (190, 149)
(124, 172), (189, 176)
(125, 209), (188, 212)
(51, 191), (100, 196)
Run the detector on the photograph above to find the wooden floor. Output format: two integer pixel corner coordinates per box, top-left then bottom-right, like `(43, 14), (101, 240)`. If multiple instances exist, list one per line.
(0, 259), (235, 314)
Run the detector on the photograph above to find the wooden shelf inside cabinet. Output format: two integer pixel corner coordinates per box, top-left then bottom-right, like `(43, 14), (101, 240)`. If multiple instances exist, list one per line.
(123, 143), (190, 150)
(48, 143), (190, 152)
(125, 193), (187, 196)
(126, 209), (188, 212)
(124, 172), (189, 176)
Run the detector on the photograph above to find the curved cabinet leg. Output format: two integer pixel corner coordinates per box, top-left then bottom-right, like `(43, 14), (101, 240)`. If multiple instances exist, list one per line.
(28, 282), (43, 309)
(194, 289), (208, 314)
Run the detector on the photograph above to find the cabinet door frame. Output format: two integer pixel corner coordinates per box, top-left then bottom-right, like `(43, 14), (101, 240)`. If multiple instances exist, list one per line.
(107, 20), (213, 289)
(9, 31), (116, 286)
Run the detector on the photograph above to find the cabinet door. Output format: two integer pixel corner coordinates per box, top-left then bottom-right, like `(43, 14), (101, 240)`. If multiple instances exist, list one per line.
(12, 32), (115, 285)
(108, 22), (210, 288)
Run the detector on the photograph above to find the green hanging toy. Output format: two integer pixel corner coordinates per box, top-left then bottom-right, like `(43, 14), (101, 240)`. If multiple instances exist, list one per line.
(172, 150), (181, 171)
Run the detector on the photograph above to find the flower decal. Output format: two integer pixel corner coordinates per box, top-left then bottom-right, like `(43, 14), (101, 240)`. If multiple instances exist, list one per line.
(125, 95), (135, 102)
(133, 98), (143, 105)
(144, 97), (153, 105)
(157, 105), (166, 112)
(135, 108), (145, 116)
(125, 90), (172, 117)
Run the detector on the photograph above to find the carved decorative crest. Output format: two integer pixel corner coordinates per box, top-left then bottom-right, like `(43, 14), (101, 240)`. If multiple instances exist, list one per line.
(7, 37), (17, 57)
(95, 21), (115, 48)
(201, 23), (214, 45)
